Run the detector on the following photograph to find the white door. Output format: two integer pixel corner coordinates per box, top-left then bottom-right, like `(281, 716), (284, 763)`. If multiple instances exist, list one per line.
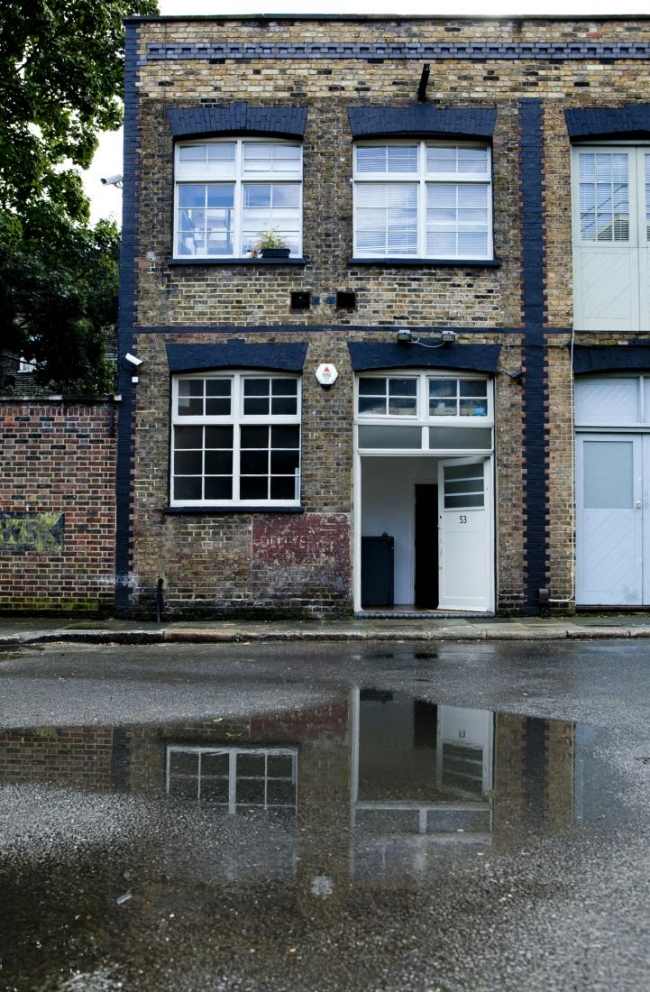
(438, 457), (493, 612)
(576, 434), (643, 605)
(572, 148), (639, 332)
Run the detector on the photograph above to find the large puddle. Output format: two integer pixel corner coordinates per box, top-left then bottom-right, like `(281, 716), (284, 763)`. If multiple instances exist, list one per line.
(0, 687), (632, 991)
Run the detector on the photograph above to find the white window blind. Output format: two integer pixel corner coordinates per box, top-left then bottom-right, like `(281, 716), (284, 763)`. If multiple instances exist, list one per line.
(354, 141), (493, 260)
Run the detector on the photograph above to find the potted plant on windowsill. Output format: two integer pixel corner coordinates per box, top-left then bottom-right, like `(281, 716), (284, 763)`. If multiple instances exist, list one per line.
(254, 230), (291, 260)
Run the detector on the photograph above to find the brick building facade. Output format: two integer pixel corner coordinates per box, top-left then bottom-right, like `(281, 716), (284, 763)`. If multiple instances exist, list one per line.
(6, 14), (650, 617)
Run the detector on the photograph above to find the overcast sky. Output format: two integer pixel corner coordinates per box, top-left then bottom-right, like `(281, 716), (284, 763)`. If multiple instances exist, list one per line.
(83, 0), (649, 223)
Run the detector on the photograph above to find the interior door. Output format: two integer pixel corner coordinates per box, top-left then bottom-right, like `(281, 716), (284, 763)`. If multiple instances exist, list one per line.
(438, 457), (492, 612)
(576, 434), (643, 605)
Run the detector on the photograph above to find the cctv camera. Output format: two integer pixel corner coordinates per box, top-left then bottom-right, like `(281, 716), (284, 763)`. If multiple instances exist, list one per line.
(124, 353), (143, 367)
(396, 328), (413, 344)
(101, 174), (124, 187)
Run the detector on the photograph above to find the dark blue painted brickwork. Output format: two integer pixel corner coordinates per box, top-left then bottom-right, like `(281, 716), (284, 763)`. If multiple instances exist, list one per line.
(135, 323), (527, 336)
(520, 99), (547, 611)
(146, 41), (650, 63)
(348, 341), (501, 373)
(166, 102), (307, 139)
(348, 105), (496, 140)
(573, 345), (650, 375)
(115, 24), (140, 613)
(565, 104), (650, 140)
(166, 341), (308, 372)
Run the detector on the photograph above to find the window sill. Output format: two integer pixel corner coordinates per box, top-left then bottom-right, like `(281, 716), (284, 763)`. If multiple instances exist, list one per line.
(165, 505), (304, 515)
(169, 257), (308, 267)
(348, 257), (501, 269)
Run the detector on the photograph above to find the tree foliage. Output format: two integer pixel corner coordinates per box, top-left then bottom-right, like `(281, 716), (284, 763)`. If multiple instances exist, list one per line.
(0, 0), (158, 393)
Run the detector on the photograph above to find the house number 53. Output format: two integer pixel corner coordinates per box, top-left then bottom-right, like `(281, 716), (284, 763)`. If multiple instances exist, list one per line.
(459, 514), (468, 524)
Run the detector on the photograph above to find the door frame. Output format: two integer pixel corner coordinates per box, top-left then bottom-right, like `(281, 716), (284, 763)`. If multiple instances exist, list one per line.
(353, 451), (496, 613)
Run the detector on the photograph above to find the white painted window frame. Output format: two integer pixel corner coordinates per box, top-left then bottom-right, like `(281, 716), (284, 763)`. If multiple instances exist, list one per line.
(354, 371), (494, 455)
(173, 137), (303, 260)
(170, 370), (302, 508)
(352, 139), (493, 261)
(166, 745), (298, 813)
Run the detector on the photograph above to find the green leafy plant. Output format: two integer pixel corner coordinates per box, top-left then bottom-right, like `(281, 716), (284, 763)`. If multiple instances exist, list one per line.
(254, 230), (288, 252)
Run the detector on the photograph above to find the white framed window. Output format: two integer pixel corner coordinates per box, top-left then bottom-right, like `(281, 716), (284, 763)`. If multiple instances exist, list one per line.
(174, 138), (303, 259)
(355, 372), (493, 453)
(170, 371), (301, 507)
(166, 745), (298, 813)
(353, 141), (493, 260)
(572, 144), (650, 331)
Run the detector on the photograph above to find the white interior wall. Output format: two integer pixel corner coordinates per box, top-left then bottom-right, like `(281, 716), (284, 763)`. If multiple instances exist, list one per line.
(361, 457), (438, 605)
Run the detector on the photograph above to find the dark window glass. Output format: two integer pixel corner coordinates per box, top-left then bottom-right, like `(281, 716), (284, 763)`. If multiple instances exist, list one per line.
(271, 397), (297, 415)
(206, 380), (231, 396)
(271, 450), (300, 474)
(205, 398), (231, 415)
(459, 379), (487, 397)
(204, 477), (232, 500)
(241, 426), (269, 448)
(174, 451), (202, 474)
(204, 451), (233, 474)
(244, 379), (270, 396)
(174, 477), (202, 500)
(244, 397), (270, 416)
(272, 378), (297, 396)
(240, 477), (268, 500)
(271, 477), (295, 500)
(358, 396), (387, 415)
(205, 426), (233, 449)
(272, 426), (300, 449)
(174, 426), (203, 449)
(359, 377), (386, 396)
(241, 451), (268, 474)
(389, 378), (417, 396)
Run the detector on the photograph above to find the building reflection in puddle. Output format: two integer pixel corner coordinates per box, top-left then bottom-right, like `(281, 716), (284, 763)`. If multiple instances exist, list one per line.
(0, 689), (590, 890)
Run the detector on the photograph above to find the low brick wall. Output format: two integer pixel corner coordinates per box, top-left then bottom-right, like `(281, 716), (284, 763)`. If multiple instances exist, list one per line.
(0, 399), (117, 613)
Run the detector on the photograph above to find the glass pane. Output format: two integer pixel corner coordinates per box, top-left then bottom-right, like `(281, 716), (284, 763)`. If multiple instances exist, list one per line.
(459, 399), (488, 417)
(244, 379), (270, 396)
(202, 753), (228, 776)
(179, 145), (207, 162)
(270, 477), (295, 500)
(178, 379), (203, 416)
(427, 145), (457, 173)
(268, 755), (293, 778)
(359, 377), (386, 396)
(389, 378), (417, 396)
(444, 493), (485, 509)
(174, 451), (202, 474)
(205, 398), (230, 416)
(459, 379), (488, 397)
(201, 778), (229, 804)
(169, 751), (198, 775)
(240, 477), (268, 500)
(358, 396), (387, 415)
(205, 451), (232, 474)
(206, 380), (231, 396)
(241, 426), (269, 448)
(241, 451), (268, 474)
(177, 184), (234, 257)
(271, 397), (297, 415)
(267, 781), (295, 806)
(358, 425), (422, 449)
(272, 426), (300, 449)
(174, 426), (203, 449)
(205, 426), (233, 449)
(271, 451), (300, 473)
(430, 399), (457, 417)
(168, 778), (198, 800)
(237, 780), (266, 806)
(458, 147), (489, 173)
(204, 477), (232, 500)
(388, 397), (417, 415)
(445, 462), (484, 481)
(429, 379), (457, 397)
(583, 441), (634, 509)
(429, 428), (492, 449)
(272, 378), (297, 395)
(237, 753), (264, 776)
(244, 397), (270, 416)
(174, 477), (202, 500)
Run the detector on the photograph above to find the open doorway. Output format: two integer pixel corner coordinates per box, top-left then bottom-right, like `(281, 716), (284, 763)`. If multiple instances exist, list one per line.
(358, 454), (494, 614)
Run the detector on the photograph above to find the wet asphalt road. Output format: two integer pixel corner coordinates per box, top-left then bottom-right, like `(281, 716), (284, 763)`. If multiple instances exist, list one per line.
(1, 638), (650, 992)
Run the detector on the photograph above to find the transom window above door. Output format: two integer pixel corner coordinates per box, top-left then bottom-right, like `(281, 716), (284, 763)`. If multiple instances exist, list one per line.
(357, 374), (491, 420)
(174, 138), (302, 259)
(353, 141), (493, 260)
(572, 145), (650, 331)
